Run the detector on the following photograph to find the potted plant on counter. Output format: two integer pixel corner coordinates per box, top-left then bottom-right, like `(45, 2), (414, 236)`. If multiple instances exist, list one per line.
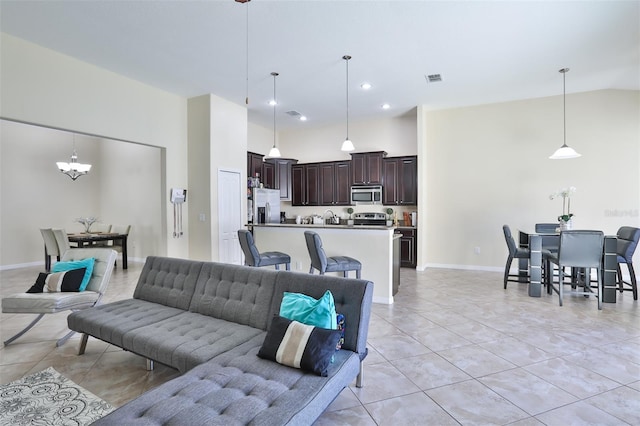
(386, 208), (394, 227)
(346, 207), (354, 226)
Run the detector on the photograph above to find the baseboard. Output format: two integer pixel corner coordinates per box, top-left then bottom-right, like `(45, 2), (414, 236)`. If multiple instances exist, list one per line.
(418, 263), (503, 273)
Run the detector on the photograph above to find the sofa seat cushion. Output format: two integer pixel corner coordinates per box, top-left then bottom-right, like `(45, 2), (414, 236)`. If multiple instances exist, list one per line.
(67, 299), (185, 348)
(3, 291), (100, 314)
(120, 312), (266, 373)
(92, 335), (360, 426)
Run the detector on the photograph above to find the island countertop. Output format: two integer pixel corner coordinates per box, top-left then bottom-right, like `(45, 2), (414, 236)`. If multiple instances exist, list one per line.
(250, 224), (401, 304)
(248, 223), (415, 231)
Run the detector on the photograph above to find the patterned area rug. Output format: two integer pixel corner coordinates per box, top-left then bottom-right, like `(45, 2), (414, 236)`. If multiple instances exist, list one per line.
(0, 367), (114, 425)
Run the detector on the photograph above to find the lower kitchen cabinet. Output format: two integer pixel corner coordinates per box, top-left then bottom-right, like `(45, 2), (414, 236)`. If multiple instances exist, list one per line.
(396, 227), (417, 268)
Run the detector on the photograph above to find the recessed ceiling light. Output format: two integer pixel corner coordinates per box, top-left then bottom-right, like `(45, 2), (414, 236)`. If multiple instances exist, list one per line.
(381, 103), (390, 110)
(269, 100), (277, 106)
(360, 82), (372, 90)
(299, 116), (307, 121)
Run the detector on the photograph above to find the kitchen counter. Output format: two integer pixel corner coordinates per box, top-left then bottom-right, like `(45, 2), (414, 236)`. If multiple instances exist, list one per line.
(249, 223), (416, 230)
(250, 224), (400, 304)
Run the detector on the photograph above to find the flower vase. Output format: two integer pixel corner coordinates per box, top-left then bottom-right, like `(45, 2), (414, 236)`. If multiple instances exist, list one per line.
(559, 219), (573, 231)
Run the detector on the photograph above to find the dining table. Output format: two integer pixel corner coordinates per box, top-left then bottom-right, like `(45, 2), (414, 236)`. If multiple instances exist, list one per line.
(67, 232), (128, 269)
(518, 229), (617, 302)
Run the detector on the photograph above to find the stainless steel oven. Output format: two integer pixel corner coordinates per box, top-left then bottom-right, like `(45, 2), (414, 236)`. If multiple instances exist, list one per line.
(350, 185), (382, 205)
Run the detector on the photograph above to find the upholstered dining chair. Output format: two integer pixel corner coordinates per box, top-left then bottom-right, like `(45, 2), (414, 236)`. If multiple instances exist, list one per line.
(616, 226), (639, 300)
(40, 228), (60, 271)
(545, 230), (604, 309)
(52, 228), (72, 256)
(2, 248), (117, 346)
(502, 225), (531, 289)
(304, 231), (362, 278)
(238, 229), (290, 270)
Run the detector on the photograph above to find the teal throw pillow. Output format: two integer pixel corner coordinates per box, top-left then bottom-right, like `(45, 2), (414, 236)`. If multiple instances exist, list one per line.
(52, 257), (95, 291)
(280, 290), (337, 330)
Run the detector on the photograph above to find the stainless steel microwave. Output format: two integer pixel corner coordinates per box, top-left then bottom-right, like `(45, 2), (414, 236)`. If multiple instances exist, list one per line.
(350, 185), (382, 205)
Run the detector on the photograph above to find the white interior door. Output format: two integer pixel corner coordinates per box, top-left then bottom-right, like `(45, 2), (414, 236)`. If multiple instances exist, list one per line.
(218, 168), (242, 264)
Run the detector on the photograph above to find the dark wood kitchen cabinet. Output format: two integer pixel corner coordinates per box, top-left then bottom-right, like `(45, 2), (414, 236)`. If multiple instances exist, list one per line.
(292, 163), (319, 206)
(319, 161), (351, 206)
(383, 156), (417, 205)
(396, 227), (417, 268)
(264, 158), (298, 200)
(247, 152), (263, 180)
(351, 151), (386, 185)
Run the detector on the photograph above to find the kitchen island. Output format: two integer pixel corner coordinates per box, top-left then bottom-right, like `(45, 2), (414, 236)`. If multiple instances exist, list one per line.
(249, 223), (400, 304)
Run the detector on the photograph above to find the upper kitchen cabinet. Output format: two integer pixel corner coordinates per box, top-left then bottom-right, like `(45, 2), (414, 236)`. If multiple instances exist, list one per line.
(292, 163), (320, 206)
(383, 156), (417, 205)
(264, 158), (298, 200)
(350, 151), (386, 185)
(319, 161), (351, 206)
(247, 152), (264, 180)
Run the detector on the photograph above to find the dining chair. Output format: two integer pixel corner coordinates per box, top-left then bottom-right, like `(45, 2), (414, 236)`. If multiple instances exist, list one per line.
(40, 228), (60, 272)
(91, 224), (113, 247)
(2, 248), (117, 346)
(52, 228), (72, 257)
(237, 229), (291, 270)
(616, 226), (639, 300)
(502, 225), (531, 288)
(111, 225), (131, 267)
(304, 231), (361, 278)
(545, 230), (604, 309)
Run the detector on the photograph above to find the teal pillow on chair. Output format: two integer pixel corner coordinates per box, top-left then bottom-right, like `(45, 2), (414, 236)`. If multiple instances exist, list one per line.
(52, 257), (95, 291)
(280, 290), (337, 330)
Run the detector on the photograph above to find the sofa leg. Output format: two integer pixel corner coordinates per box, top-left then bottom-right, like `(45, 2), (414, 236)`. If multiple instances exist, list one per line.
(78, 333), (89, 355)
(146, 359), (154, 371)
(356, 361), (364, 388)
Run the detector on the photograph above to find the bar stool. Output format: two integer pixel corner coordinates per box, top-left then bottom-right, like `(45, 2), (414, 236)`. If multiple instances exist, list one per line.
(238, 230), (290, 270)
(616, 226), (639, 300)
(304, 231), (361, 278)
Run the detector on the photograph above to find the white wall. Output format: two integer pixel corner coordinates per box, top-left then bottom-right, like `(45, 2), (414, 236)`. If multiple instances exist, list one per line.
(0, 33), (188, 265)
(419, 89), (640, 272)
(0, 120), (162, 266)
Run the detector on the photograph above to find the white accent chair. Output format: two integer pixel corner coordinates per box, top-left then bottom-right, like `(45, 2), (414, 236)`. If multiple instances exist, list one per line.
(40, 228), (60, 272)
(1, 248), (117, 346)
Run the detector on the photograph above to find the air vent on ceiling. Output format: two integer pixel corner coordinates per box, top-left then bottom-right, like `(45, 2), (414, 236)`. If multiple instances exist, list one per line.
(425, 74), (442, 83)
(285, 110), (301, 117)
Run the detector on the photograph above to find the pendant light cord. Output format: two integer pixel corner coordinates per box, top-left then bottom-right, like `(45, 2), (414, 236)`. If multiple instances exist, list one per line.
(563, 69), (566, 146)
(272, 72), (278, 148)
(245, 2), (250, 105)
(344, 55), (351, 139)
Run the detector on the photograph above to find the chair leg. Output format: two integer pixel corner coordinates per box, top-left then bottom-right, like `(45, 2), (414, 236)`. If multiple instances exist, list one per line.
(558, 268), (564, 306)
(275, 264), (280, 270)
(3, 314), (45, 346)
(309, 266), (314, 274)
(597, 268), (602, 310)
(503, 255), (513, 289)
(627, 263), (638, 300)
(617, 264), (624, 293)
(356, 269), (361, 279)
(343, 271), (348, 278)
(56, 330), (76, 347)
(356, 360), (364, 388)
(285, 263), (290, 271)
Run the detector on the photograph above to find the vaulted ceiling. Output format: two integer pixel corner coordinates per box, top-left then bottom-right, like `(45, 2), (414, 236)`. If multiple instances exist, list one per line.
(2, 1), (638, 130)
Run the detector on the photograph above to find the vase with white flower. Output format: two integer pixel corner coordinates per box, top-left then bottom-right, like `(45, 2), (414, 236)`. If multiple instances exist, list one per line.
(549, 187), (576, 230)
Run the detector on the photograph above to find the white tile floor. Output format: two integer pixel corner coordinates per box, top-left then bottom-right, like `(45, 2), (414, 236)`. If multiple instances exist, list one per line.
(1, 263), (638, 425)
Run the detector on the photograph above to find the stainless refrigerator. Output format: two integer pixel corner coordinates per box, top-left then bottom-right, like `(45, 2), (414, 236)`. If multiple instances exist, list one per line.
(251, 188), (281, 224)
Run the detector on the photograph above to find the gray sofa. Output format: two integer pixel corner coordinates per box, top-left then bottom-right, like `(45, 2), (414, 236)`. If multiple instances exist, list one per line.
(67, 256), (373, 425)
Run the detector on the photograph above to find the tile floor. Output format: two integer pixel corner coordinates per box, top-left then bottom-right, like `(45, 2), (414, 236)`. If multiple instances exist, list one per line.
(1, 263), (638, 425)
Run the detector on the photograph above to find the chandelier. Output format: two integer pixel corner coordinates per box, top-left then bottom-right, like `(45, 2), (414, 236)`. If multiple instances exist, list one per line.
(56, 134), (91, 180)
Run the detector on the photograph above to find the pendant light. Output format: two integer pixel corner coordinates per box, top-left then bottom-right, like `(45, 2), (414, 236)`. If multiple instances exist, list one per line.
(56, 134), (92, 180)
(341, 55), (355, 152)
(549, 68), (581, 159)
(267, 72), (281, 158)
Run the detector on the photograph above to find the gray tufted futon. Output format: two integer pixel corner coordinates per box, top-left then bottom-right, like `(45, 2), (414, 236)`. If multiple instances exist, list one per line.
(67, 256), (373, 425)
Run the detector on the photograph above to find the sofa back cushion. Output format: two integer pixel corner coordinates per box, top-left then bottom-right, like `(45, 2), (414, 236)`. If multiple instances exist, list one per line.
(133, 256), (203, 310)
(189, 262), (277, 330)
(271, 271), (373, 356)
